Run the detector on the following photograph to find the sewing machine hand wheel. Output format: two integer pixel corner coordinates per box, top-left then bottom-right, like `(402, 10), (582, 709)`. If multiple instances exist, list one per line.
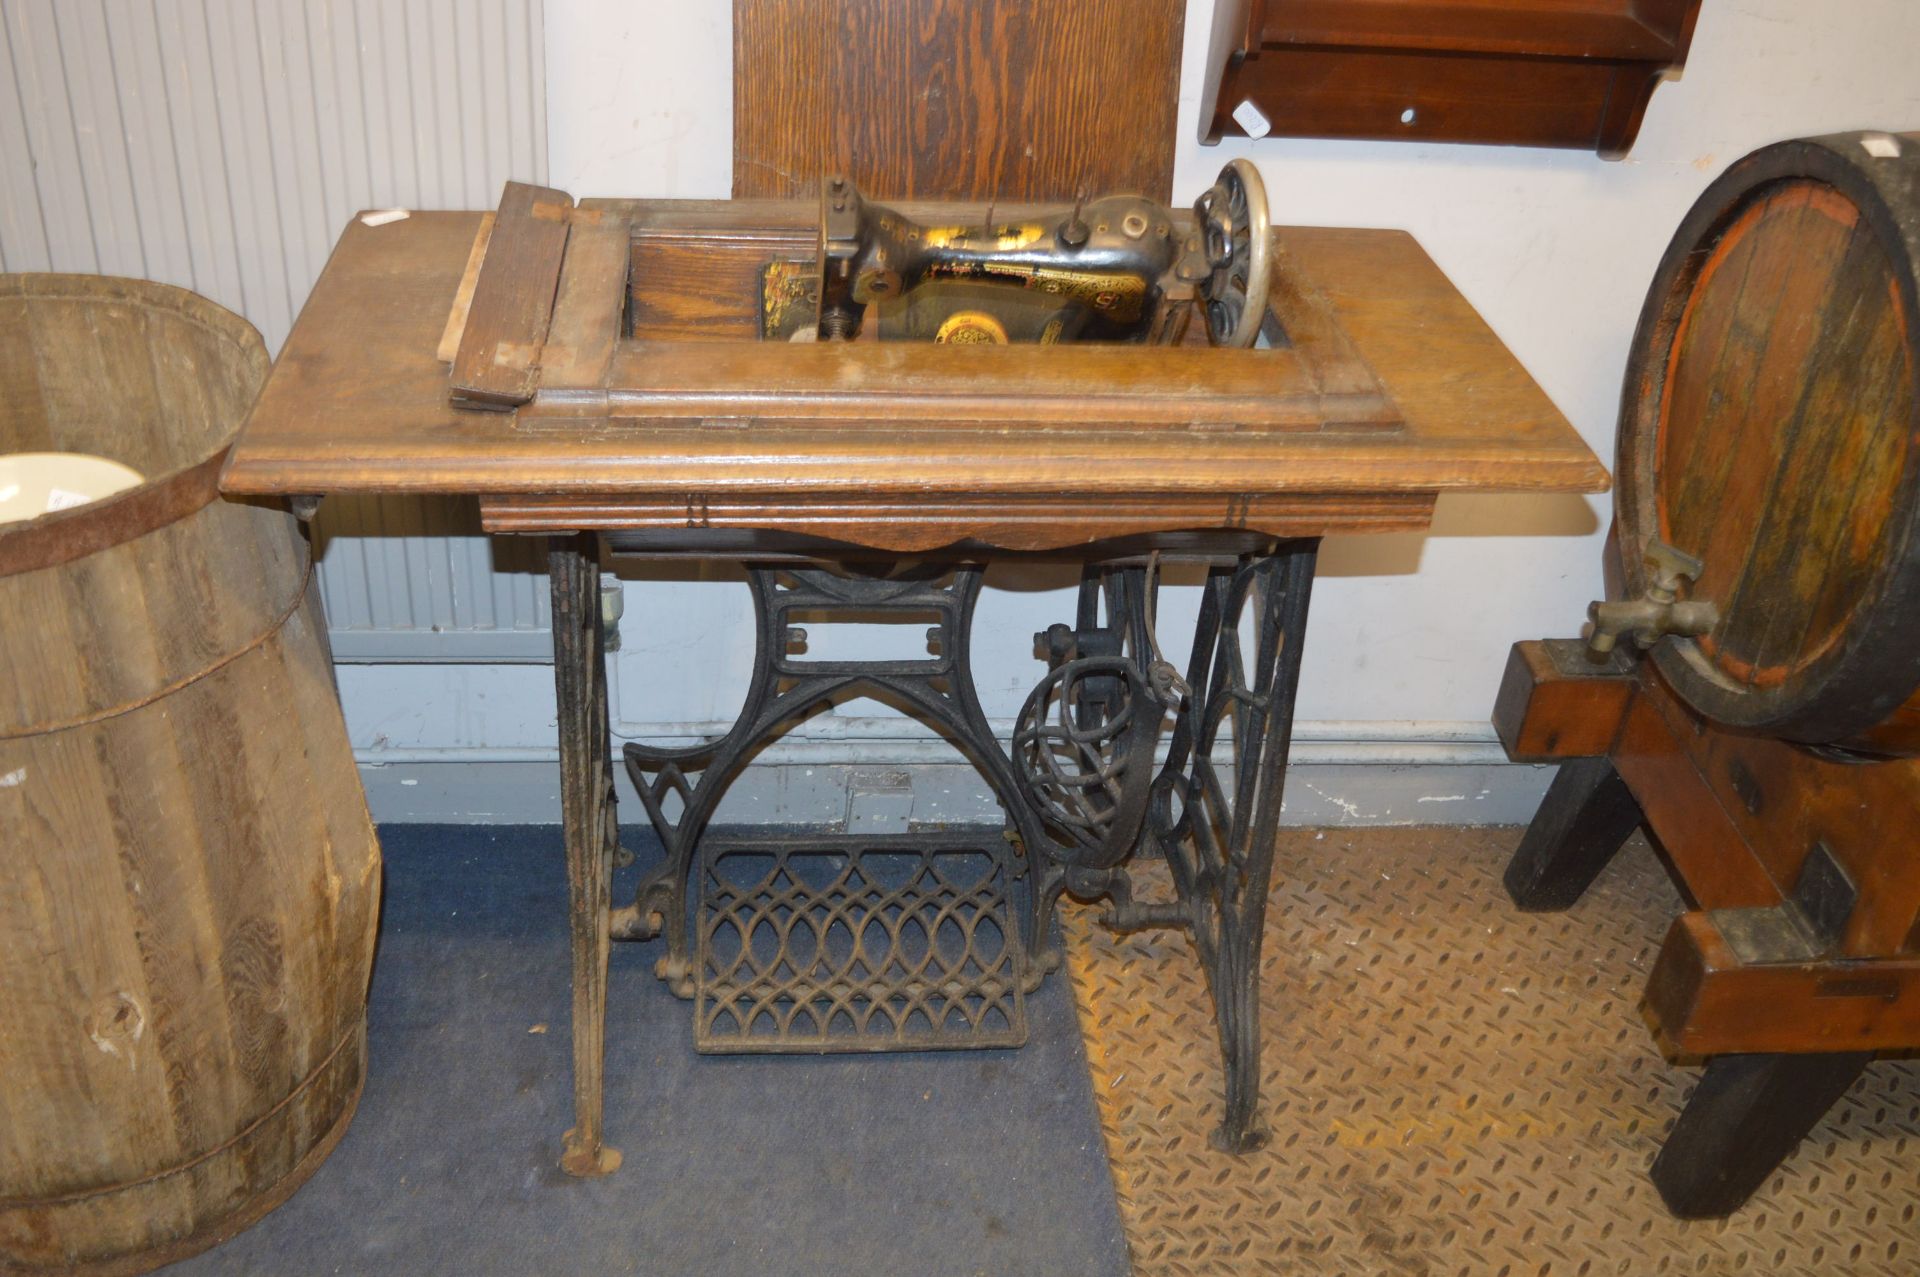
(1194, 159), (1271, 349)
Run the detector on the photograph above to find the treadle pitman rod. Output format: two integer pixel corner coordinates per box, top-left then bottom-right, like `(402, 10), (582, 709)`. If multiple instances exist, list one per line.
(549, 538), (1320, 1173)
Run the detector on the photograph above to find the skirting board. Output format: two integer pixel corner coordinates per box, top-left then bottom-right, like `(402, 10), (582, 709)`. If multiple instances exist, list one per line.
(357, 756), (1559, 827)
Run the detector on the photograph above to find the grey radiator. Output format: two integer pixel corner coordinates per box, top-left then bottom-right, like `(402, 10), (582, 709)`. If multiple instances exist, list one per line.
(0, 0), (552, 661)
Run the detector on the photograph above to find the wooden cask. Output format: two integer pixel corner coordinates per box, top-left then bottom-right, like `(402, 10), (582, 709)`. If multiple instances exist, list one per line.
(0, 275), (381, 1274)
(1616, 132), (1920, 757)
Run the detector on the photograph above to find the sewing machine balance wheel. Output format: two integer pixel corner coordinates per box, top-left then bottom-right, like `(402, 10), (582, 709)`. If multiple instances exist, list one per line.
(1197, 159), (1272, 349)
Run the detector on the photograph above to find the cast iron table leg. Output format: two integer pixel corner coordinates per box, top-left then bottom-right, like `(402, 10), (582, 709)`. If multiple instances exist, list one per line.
(1651, 1051), (1872, 1218)
(550, 535), (622, 1176)
(1214, 544), (1315, 1151)
(1134, 541), (1318, 1152)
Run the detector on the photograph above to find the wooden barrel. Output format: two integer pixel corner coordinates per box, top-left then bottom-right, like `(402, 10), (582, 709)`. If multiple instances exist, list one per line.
(0, 275), (381, 1274)
(1616, 131), (1920, 758)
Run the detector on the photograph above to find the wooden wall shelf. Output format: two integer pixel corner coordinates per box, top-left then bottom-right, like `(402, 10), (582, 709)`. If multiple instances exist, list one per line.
(1201, 0), (1703, 158)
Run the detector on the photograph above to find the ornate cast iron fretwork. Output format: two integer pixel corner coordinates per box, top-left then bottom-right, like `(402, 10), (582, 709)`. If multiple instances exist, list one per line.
(695, 834), (1025, 1052)
(1093, 544), (1320, 1152)
(998, 546), (1319, 1152)
(561, 541), (1318, 1171)
(613, 565), (1061, 996)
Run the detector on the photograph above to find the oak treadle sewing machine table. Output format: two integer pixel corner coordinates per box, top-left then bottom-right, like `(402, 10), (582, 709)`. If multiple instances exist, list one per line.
(222, 184), (1606, 1177)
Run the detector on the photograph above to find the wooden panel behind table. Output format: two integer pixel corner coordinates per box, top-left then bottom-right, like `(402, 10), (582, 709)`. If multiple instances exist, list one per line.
(733, 0), (1183, 201)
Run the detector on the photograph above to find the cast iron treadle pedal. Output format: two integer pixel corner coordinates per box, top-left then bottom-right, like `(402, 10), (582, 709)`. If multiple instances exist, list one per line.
(693, 831), (1027, 1052)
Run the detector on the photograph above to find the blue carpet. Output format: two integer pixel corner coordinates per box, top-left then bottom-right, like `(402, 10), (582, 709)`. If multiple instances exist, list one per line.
(164, 825), (1130, 1276)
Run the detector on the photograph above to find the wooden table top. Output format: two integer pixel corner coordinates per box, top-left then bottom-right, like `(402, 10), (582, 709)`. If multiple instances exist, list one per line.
(222, 199), (1606, 551)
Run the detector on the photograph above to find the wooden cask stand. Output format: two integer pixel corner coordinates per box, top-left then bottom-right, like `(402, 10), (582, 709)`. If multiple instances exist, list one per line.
(1495, 130), (1920, 1219)
(1495, 642), (1920, 1219)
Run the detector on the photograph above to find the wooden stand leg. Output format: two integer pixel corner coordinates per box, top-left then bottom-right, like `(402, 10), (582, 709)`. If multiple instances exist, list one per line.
(550, 536), (622, 1177)
(1650, 1051), (1871, 1218)
(1504, 756), (1643, 911)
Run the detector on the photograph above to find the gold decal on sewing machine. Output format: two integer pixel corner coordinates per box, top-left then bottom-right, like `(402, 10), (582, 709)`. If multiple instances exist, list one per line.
(1029, 269), (1148, 319)
(923, 223), (1047, 253)
(936, 311), (1011, 344)
(760, 259), (821, 340)
(913, 262), (1149, 321)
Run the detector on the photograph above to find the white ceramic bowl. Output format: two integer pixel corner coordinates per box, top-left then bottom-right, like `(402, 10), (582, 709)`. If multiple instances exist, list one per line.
(0, 451), (146, 525)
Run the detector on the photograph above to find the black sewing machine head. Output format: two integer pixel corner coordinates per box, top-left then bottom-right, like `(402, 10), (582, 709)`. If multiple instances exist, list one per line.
(760, 160), (1271, 349)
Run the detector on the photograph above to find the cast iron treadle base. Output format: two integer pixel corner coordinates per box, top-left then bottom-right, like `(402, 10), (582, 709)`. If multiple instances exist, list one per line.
(692, 831), (1027, 1053)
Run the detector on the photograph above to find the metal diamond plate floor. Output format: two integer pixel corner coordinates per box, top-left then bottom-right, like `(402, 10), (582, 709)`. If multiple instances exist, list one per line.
(1061, 826), (1920, 1277)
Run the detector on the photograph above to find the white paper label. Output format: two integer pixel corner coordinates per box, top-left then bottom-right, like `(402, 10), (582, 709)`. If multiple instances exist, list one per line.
(1232, 98), (1272, 140)
(1862, 134), (1902, 159)
(44, 487), (93, 512)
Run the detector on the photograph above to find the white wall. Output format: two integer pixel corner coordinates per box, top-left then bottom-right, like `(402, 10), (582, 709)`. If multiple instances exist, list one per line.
(544, 0), (730, 199)
(536, 0), (1920, 744)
